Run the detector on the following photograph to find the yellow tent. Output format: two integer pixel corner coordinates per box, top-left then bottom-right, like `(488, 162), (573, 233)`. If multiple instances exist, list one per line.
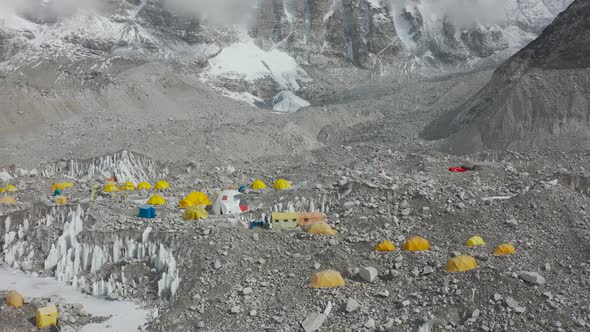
(137, 181), (152, 190)
(306, 223), (337, 236)
(154, 180), (170, 190)
(120, 182), (136, 191)
(186, 192), (211, 206)
(36, 305), (58, 329)
(1, 184), (17, 193)
(5, 290), (23, 308)
(182, 206), (209, 220)
(147, 194), (167, 206)
(56, 196), (68, 206)
(251, 180), (267, 190)
(375, 240), (396, 252)
(0, 196), (17, 205)
(51, 182), (74, 191)
(445, 255), (478, 272)
(103, 183), (119, 193)
(466, 236), (486, 247)
(178, 198), (194, 209)
(273, 179), (292, 190)
(309, 270), (346, 288)
(493, 243), (516, 256)
(403, 236), (430, 252)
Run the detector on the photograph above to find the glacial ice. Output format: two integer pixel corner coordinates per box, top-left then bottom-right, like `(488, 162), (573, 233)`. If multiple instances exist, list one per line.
(4, 204), (180, 299)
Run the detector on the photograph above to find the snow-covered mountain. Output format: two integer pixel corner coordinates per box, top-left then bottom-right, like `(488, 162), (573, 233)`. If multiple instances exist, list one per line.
(0, 0), (573, 112)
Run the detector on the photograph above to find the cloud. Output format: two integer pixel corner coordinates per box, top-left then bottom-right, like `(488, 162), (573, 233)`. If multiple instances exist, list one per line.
(0, 0), (100, 23)
(162, 0), (259, 26)
(389, 0), (511, 27)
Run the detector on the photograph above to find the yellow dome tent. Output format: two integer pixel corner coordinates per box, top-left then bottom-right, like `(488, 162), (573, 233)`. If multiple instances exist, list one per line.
(403, 236), (430, 252)
(273, 179), (292, 190)
(5, 290), (24, 308)
(103, 183), (119, 193)
(1, 184), (17, 193)
(178, 198), (194, 209)
(137, 181), (152, 190)
(51, 182), (74, 191)
(375, 240), (396, 252)
(445, 255), (478, 272)
(306, 223), (337, 236)
(147, 194), (167, 206)
(251, 180), (267, 190)
(154, 180), (170, 190)
(120, 182), (136, 191)
(309, 270), (346, 288)
(466, 236), (486, 247)
(493, 243), (516, 256)
(56, 196), (68, 206)
(0, 196), (17, 205)
(182, 206), (209, 220)
(186, 192), (211, 206)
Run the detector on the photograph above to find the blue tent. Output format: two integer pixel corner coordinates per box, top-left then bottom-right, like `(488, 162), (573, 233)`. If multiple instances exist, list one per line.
(139, 204), (156, 219)
(53, 189), (62, 196)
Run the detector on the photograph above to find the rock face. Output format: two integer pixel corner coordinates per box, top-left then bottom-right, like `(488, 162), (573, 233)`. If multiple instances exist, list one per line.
(248, 0), (572, 73)
(0, 0), (570, 75)
(0, 0), (573, 119)
(249, 0), (401, 68)
(422, 0), (590, 154)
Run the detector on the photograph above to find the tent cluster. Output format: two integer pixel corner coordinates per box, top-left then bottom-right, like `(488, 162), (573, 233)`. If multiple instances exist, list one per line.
(102, 180), (167, 193)
(248, 178), (292, 190)
(134, 182), (249, 220)
(277, 233), (517, 292)
(92, 177), (295, 222)
(371, 235), (516, 273)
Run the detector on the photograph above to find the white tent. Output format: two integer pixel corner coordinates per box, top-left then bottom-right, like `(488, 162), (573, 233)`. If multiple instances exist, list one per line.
(211, 190), (248, 215)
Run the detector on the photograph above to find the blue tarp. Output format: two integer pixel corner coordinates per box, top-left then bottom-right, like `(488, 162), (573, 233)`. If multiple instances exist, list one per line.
(139, 204), (156, 219)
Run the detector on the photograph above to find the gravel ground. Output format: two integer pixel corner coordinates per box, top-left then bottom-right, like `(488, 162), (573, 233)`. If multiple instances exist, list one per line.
(1, 69), (590, 332)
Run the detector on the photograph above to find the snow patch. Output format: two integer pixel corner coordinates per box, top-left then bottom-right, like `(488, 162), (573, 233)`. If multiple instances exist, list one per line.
(0, 267), (150, 332)
(205, 40), (307, 91)
(272, 90), (310, 113)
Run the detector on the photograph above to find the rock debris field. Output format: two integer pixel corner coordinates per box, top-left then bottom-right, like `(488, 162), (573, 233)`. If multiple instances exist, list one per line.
(1, 144), (590, 332)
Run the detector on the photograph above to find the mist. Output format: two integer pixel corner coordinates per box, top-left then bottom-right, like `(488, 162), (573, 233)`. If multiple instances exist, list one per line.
(162, 0), (259, 26)
(389, 0), (511, 27)
(0, 0), (100, 23)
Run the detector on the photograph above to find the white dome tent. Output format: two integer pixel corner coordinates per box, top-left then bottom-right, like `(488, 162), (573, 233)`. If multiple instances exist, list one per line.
(211, 190), (249, 215)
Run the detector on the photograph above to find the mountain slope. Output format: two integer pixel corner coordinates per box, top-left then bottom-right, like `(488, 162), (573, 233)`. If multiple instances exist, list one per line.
(0, 0), (572, 121)
(422, 0), (590, 154)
